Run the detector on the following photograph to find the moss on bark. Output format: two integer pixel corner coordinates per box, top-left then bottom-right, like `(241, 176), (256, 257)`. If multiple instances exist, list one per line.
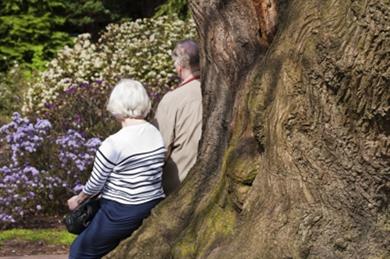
(107, 0), (389, 258)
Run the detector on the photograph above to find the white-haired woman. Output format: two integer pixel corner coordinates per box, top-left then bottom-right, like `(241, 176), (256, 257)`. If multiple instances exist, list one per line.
(67, 79), (166, 259)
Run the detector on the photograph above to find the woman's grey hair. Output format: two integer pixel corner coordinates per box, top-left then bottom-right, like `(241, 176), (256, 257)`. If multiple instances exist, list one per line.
(106, 79), (151, 119)
(172, 39), (200, 72)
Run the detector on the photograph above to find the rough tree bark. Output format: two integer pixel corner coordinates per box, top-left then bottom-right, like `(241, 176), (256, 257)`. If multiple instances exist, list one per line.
(107, 0), (389, 258)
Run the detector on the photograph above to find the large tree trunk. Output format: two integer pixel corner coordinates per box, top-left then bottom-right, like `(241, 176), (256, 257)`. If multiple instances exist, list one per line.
(107, 0), (389, 258)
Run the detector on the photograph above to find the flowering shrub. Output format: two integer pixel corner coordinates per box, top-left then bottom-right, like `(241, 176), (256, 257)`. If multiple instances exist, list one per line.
(1, 15), (197, 228)
(42, 80), (119, 138)
(0, 113), (100, 228)
(24, 15), (196, 113)
(0, 113), (52, 165)
(55, 129), (101, 187)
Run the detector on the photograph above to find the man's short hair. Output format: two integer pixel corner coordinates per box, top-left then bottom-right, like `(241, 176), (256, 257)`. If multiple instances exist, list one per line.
(172, 39), (200, 72)
(107, 79), (151, 119)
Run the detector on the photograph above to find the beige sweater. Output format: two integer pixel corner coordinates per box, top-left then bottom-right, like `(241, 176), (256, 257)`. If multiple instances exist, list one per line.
(154, 79), (202, 194)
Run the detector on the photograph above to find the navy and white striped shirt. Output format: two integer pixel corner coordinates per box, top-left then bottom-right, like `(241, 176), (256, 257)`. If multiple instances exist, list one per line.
(83, 122), (166, 204)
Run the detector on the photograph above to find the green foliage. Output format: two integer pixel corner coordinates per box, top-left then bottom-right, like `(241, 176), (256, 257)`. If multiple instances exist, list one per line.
(0, 67), (31, 124)
(0, 0), (168, 73)
(0, 0), (73, 72)
(155, 0), (189, 19)
(64, 0), (124, 37)
(0, 228), (75, 245)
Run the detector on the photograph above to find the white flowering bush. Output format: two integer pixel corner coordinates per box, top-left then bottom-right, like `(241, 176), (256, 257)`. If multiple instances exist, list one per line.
(23, 15), (196, 113)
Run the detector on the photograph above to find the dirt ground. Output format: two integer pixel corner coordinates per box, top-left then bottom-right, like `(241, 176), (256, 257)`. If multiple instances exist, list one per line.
(0, 216), (70, 257)
(0, 239), (68, 257)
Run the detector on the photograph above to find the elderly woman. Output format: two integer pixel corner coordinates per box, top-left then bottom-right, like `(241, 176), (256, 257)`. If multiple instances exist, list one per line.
(67, 79), (166, 259)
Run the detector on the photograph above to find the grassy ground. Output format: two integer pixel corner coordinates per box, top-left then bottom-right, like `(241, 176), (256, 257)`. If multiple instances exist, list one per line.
(0, 228), (75, 245)
(0, 228), (76, 256)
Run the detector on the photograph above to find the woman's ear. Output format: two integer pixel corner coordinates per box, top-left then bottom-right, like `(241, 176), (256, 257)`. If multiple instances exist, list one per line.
(176, 65), (182, 78)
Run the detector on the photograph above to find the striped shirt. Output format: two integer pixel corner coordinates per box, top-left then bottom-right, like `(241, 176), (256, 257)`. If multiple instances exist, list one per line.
(83, 122), (166, 204)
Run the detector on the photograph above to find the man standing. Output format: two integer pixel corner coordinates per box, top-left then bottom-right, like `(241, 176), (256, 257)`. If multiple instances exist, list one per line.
(154, 39), (202, 195)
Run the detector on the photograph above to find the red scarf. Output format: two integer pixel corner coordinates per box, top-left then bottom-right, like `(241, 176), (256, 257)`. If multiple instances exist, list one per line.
(179, 76), (200, 87)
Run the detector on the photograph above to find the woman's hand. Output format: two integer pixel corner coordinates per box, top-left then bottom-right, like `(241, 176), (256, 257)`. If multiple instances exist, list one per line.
(67, 192), (91, 210)
(67, 195), (81, 211)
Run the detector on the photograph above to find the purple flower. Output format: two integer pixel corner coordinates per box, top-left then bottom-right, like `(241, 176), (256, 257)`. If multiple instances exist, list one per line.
(73, 114), (82, 124)
(44, 103), (55, 110)
(0, 214), (15, 223)
(0, 113), (103, 225)
(80, 82), (90, 88)
(85, 138), (101, 148)
(11, 112), (21, 122)
(35, 119), (52, 131)
(1, 114), (52, 165)
(56, 129), (100, 176)
(73, 184), (84, 193)
(0, 166), (11, 174)
(23, 166), (40, 176)
(64, 86), (77, 94)
(3, 175), (16, 183)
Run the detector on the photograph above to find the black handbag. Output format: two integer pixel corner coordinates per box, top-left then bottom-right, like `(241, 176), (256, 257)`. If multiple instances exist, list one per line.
(63, 198), (100, 234)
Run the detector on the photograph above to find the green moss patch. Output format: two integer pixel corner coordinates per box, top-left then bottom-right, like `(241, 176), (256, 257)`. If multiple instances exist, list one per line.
(174, 204), (237, 258)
